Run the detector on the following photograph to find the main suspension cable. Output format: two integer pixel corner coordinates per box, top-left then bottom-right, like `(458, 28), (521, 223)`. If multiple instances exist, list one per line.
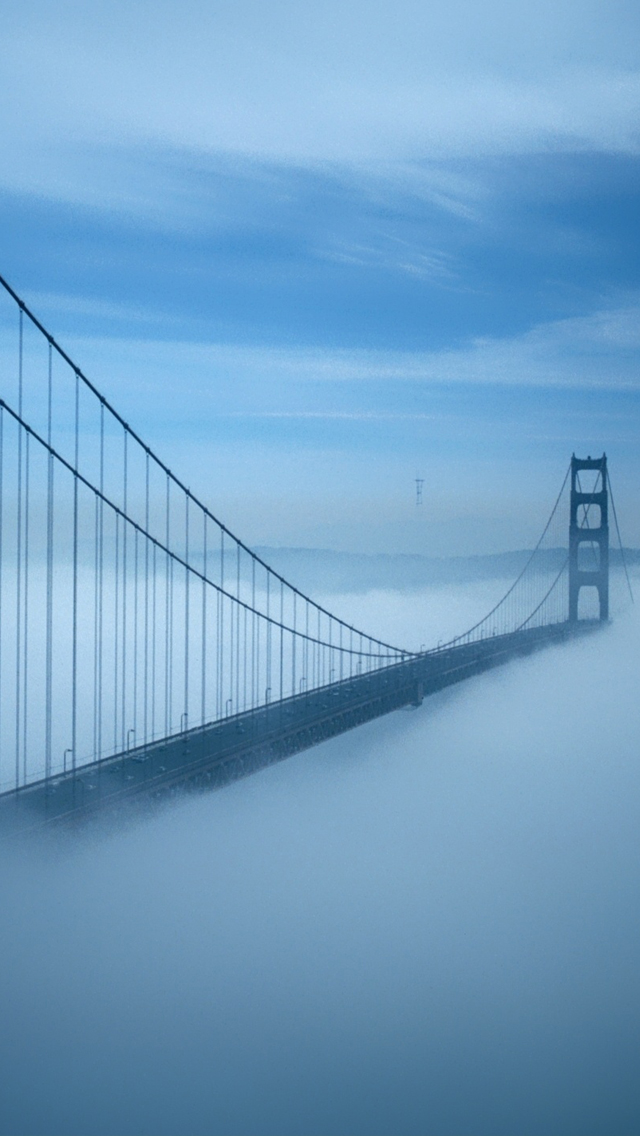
(0, 273), (405, 656)
(607, 469), (634, 604)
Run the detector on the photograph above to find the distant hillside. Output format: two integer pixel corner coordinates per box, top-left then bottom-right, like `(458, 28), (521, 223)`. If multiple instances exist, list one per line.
(253, 546), (640, 595)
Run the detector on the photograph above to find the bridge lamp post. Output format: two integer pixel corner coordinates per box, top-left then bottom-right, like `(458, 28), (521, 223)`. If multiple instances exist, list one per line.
(127, 728), (135, 752)
(180, 712), (188, 733)
(299, 677), (307, 693)
(63, 748), (72, 774)
(225, 698), (233, 717)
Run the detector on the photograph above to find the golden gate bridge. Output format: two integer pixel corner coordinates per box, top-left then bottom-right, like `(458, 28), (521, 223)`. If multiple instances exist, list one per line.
(0, 274), (632, 834)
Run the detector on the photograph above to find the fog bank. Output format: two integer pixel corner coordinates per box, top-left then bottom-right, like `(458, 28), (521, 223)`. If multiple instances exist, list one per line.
(1, 588), (639, 1136)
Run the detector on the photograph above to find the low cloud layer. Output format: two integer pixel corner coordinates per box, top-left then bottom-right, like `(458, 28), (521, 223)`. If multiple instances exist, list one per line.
(1, 585), (638, 1135)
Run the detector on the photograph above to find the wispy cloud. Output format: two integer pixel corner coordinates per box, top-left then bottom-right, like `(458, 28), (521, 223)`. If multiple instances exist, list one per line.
(0, 0), (639, 213)
(47, 298), (640, 396)
(316, 236), (460, 284)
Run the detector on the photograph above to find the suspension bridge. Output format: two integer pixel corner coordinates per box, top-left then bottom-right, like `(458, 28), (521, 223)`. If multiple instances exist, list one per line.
(0, 275), (633, 834)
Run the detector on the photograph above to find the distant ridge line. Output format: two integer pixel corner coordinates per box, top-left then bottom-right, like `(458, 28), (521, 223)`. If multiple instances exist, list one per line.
(253, 546), (639, 594)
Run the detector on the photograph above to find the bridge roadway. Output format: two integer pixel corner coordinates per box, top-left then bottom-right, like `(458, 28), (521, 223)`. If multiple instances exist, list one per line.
(0, 619), (600, 835)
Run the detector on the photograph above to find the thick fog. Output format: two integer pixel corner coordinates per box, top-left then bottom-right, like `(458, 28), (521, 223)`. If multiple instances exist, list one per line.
(1, 579), (639, 1136)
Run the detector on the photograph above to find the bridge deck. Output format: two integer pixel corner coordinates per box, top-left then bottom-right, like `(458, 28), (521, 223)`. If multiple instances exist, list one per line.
(0, 619), (601, 837)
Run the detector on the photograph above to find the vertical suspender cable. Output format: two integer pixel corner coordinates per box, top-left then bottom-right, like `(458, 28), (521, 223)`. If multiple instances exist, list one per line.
(0, 407), (3, 780)
(328, 616), (332, 685)
(93, 487), (99, 763)
(133, 527), (139, 746)
(165, 473), (170, 740)
(22, 430), (30, 784)
(45, 344), (54, 782)
(201, 511), (207, 728)
(121, 428), (128, 751)
(144, 451), (150, 747)
(242, 571), (247, 714)
(71, 372), (79, 781)
(220, 529), (224, 716)
(91, 399), (100, 763)
(236, 543), (241, 712)
(71, 371), (79, 778)
(168, 531), (174, 733)
(292, 592), (296, 698)
(151, 541), (157, 741)
(306, 601), (310, 694)
(15, 309), (23, 789)
(255, 601), (260, 721)
(184, 492), (190, 731)
(97, 401), (104, 762)
(266, 571), (270, 706)
(279, 580), (284, 707)
(253, 556), (258, 708)
(228, 539), (234, 713)
(114, 513), (119, 755)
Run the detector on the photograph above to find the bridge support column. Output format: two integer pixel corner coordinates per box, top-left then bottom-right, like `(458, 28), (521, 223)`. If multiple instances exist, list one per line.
(569, 454), (609, 622)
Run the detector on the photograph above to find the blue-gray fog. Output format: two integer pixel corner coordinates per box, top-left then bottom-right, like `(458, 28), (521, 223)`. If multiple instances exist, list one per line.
(1, 580), (638, 1136)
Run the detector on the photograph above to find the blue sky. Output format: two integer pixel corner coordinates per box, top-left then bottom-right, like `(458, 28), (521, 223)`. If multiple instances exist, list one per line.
(1, 0), (639, 553)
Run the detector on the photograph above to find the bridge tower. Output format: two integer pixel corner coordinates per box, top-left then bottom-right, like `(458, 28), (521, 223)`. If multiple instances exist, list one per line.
(569, 454), (609, 622)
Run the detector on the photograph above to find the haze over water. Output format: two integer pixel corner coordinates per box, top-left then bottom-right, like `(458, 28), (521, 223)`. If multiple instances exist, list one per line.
(1, 579), (638, 1136)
